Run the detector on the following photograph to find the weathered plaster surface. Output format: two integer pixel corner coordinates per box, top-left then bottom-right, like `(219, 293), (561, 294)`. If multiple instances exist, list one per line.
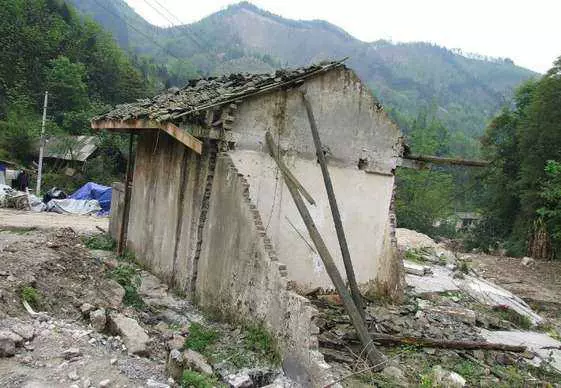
(196, 154), (336, 386)
(228, 67), (403, 295)
(126, 132), (210, 292)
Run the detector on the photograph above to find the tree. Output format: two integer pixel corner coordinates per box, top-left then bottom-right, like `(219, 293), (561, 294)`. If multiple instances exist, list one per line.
(46, 56), (88, 113)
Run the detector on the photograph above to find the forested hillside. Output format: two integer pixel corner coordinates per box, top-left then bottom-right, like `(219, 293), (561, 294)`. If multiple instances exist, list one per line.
(0, 0), (153, 186)
(68, 1), (537, 155)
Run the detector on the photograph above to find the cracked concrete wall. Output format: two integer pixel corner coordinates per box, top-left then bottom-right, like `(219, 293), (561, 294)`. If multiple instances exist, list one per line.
(196, 154), (336, 387)
(229, 67), (403, 297)
(126, 132), (210, 293)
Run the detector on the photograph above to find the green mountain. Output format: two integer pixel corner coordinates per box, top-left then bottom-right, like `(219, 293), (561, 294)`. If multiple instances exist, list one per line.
(68, 0), (537, 142)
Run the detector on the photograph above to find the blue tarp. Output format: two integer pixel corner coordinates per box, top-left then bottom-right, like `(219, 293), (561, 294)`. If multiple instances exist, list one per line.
(69, 182), (112, 213)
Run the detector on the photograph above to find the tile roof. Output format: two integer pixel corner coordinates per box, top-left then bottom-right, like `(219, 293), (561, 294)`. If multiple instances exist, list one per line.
(94, 59), (346, 123)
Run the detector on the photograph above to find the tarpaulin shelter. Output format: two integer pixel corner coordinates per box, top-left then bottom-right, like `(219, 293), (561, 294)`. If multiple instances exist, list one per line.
(69, 182), (112, 213)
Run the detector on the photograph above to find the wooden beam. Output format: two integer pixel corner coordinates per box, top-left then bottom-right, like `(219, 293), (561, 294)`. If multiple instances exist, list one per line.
(301, 92), (365, 317)
(266, 131), (386, 369)
(402, 154), (490, 168)
(91, 119), (202, 155)
(159, 122), (202, 155)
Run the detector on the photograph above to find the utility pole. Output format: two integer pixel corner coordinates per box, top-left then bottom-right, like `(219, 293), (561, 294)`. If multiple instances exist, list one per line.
(36, 91), (48, 196)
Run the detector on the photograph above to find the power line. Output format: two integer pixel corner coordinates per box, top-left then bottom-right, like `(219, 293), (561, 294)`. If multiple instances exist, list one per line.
(91, 0), (184, 60)
(140, 0), (176, 27)
(143, 0), (208, 49)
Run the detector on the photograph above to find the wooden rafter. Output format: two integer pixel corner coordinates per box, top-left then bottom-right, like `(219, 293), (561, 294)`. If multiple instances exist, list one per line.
(91, 119), (202, 155)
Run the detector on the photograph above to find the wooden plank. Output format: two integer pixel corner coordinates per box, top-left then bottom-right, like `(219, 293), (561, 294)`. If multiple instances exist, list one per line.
(91, 119), (202, 155)
(301, 93), (365, 317)
(159, 122), (203, 155)
(265, 132), (386, 369)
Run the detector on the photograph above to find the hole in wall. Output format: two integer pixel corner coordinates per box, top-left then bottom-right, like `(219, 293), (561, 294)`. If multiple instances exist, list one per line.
(357, 158), (368, 170)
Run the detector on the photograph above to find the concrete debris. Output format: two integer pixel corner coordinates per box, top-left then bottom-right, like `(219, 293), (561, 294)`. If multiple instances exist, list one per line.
(183, 349), (214, 375)
(431, 365), (466, 387)
(100, 280), (125, 309)
(145, 379), (170, 388)
(480, 329), (561, 372)
(521, 256), (535, 266)
(98, 379), (111, 387)
(454, 275), (543, 325)
(80, 303), (95, 316)
(90, 308), (107, 332)
(107, 313), (150, 356)
(166, 334), (185, 351)
(226, 372), (253, 388)
(421, 305), (477, 326)
(404, 261), (432, 276)
(68, 370), (79, 381)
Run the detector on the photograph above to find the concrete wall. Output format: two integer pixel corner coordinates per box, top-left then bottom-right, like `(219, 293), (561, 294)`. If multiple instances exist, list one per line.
(126, 132), (213, 292)
(228, 67), (403, 296)
(196, 154), (335, 387)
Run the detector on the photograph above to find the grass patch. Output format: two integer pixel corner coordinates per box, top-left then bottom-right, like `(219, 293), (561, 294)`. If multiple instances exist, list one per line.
(109, 264), (144, 308)
(493, 306), (532, 329)
(459, 261), (470, 274)
(243, 324), (281, 366)
(184, 323), (219, 352)
(83, 234), (115, 251)
(404, 249), (428, 264)
(181, 370), (219, 388)
(118, 248), (136, 263)
(20, 285), (41, 308)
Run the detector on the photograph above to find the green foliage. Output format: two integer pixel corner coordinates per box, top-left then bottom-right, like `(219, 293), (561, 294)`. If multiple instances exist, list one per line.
(475, 56), (561, 257)
(243, 324), (281, 366)
(181, 370), (219, 388)
(184, 323), (219, 352)
(493, 306), (532, 329)
(109, 264), (144, 308)
(83, 234), (115, 251)
(21, 286), (41, 308)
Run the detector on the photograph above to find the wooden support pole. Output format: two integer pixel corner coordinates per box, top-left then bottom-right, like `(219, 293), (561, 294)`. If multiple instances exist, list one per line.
(265, 131), (386, 369)
(300, 92), (365, 318)
(117, 133), (134, 256)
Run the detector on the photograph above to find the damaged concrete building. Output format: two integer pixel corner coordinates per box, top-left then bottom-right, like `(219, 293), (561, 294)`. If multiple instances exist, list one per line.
(92, 60), (403, 385)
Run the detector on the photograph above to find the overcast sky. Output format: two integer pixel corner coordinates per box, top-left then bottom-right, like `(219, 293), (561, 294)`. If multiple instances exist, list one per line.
(124, 0), (559, 73)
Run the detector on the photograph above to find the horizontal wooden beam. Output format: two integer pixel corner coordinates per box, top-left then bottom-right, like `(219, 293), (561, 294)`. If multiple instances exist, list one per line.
(402, 154), (490, 168)
(91, 119), (202, 155)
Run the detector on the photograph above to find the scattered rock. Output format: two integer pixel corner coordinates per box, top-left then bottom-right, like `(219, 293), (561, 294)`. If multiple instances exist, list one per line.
(183, 349), (213, 375)
(107, 313), (150, 356)
(166, 334), (185, 350)
(68, 370), (80, 381)
(110, 358), (117, 365)
(80, 303), (95, 316)
(432, 365), (466, 387)
(0, 336), (15, 357)
(422, 305), (476, 325)
(83, 378), (92, 388)
(90, 308), (107, 332)
(227, 372), (253, 388)
(98, 379), (111, 387)
(382, 366), (407, 386)
(166, 349), (184, 381)
(101, 280), (125, 309)
(4, 321), (35, 340)
(521, 257), (535, 267)
(62, 348), (82, 360)
(0, 329), (23, 346)
(146, 379), (170, 388)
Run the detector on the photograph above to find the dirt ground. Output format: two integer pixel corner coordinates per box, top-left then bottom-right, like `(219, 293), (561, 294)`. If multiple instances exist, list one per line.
(0, 210), (289, 388)
(0, 209), (109, 235)
(471, 254), (561, 319)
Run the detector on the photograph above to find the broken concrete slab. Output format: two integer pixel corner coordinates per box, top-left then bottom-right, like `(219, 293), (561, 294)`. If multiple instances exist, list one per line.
(421, 305), (476, 326)
(108, 313), (150, 356)
(100, 279), (125, 309)
(480, 329), (561, 372)
(406, 266), (459, 294)
(90, 308), (106, 332)
(404, 261), (431, 276)
(454, 276), (543, 325)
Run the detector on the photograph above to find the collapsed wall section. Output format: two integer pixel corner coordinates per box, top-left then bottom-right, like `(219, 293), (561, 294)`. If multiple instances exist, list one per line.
(196, 154), (336, 387)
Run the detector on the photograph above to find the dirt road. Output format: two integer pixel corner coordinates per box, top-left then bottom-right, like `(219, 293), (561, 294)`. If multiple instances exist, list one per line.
(0, 209), (109, 235)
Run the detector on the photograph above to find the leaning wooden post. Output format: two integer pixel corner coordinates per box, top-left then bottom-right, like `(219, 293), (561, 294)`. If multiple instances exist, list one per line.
(300, 92), (365, 318)
(117, 133), (134, 256)
(265, 132), (386, 368)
